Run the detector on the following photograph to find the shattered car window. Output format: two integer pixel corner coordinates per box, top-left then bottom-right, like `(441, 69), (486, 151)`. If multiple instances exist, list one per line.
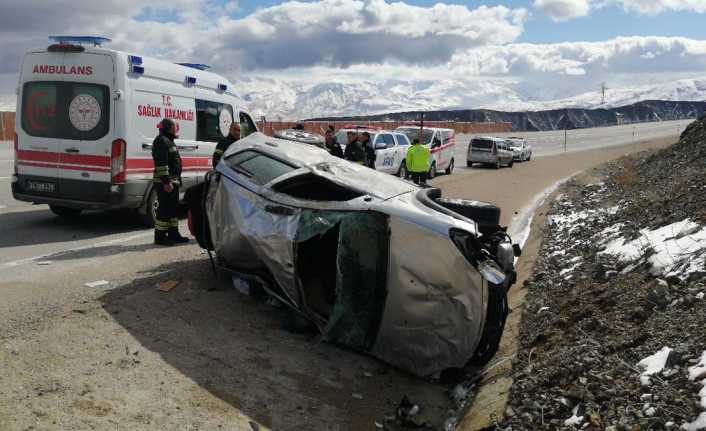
(224, 150), (297, 186)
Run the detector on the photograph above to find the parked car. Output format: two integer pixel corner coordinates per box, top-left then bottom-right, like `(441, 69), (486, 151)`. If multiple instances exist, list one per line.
(334, 126), (411, 176)
(507, 137), (532, 162)
(395, 126), (456, 178)
(185, 132), (521, 377)
(467, 136), (514, 169)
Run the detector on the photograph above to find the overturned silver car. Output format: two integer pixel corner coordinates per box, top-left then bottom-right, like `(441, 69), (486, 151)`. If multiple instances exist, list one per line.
(186, 132), (520, 377)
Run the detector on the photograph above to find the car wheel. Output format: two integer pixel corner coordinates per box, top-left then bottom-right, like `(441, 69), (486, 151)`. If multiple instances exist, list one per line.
(494, 159), (501, 169)
(428, 162), (437, 179)
(527, 153), (531, 161)
(138, 186), (158, 227)
(49, 205), (82, 218)
(466, 161), (473, 168)
(509, 159), (514, 168)
(398, 161), (408, 179)
(445, 158), (454, 175)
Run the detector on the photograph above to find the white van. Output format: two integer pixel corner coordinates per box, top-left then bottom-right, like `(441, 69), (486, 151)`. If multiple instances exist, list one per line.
(12, 36), (258, 225)
(394, 126), (456, 178)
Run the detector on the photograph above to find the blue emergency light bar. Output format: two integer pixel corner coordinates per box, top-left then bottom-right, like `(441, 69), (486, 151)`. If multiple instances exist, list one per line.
(177, 63), (211, 71)
(131, 66), (145, 75)
(49, 36), (111, 46)
(185, 76), (197, 85)
(218, 84), (228, 92)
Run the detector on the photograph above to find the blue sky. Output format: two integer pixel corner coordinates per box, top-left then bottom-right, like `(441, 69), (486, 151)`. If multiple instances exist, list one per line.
(231, 0), (706, 43)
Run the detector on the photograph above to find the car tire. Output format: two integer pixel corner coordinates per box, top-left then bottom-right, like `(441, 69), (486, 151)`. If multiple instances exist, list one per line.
(49, 205), (82, 218)
(428, 162), (437, 179)
(494, 159), (501, 169)
(398, 161), (408, 179)
(138, 186), (158, 227)
(445, 158), (454, 175)
(527, 154), (531, 161)
(466, 161), (473, 168)
(509, 160), (514, 168)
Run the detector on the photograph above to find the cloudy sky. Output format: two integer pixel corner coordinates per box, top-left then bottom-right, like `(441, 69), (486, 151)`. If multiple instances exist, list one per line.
(1, 0), (706, 115)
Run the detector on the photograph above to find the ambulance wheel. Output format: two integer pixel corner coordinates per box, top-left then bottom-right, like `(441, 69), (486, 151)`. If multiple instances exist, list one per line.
(428, 162), (437, 179)
(445, 158), (454, 175)
(138, 187), (158, 227)
(50, 205), (82, 218)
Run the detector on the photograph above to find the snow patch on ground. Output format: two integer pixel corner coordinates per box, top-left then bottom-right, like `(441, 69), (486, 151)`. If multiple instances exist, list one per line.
(682, 351), (706, 430)
(564, 405), (583, 427)
(600, 219), (706, 280)
(508, 177), (572, 254)
(638, 347), (673, 386)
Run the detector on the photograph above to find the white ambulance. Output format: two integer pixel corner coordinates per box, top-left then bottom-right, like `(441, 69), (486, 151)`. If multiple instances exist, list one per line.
(394, 125), (456, 178)
(12, 36), (258, 225)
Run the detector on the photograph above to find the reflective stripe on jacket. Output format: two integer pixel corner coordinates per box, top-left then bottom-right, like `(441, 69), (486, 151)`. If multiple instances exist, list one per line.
(406, 144), (431, 173)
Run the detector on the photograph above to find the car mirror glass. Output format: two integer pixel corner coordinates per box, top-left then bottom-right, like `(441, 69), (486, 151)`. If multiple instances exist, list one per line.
(479, 260), (506, 285)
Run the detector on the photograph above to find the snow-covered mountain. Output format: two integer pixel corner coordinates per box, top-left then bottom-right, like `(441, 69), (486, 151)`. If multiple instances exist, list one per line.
(233, 76), (706, 120)
(1, 76), (705, 121)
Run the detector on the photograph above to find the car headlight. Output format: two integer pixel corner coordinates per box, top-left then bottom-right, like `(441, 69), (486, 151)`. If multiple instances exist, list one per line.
(449, 228), (506, 285)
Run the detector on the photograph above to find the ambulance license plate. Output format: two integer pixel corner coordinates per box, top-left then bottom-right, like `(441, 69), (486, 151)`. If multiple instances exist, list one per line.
(26, 180), (56, 193)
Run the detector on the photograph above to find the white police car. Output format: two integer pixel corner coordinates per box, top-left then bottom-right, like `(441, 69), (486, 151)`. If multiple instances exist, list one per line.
(334, 126), (411, 176)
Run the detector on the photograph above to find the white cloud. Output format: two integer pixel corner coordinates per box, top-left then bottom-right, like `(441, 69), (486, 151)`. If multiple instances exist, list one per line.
(612, 0), (706, 15)
(534, 0), (590, 21)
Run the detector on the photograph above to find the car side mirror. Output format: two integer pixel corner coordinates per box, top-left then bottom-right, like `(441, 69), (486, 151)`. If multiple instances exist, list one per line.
(375, 142), (387, 150)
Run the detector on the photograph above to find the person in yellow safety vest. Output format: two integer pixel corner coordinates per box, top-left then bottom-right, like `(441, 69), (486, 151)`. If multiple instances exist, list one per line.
(406, 137), (431, 186)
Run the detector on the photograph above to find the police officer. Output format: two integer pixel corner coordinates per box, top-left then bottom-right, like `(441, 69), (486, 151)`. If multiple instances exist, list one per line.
(324, 126), (344, 158)
(343, 131), (366, 164)
(152, 118), (189, 246)
(359, 131), (376, 169)
(406, 137), (431, 186)
(213, 121), (241, 167)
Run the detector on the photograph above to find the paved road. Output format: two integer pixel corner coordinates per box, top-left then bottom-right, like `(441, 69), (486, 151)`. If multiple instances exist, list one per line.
(455, 119), (690, 162)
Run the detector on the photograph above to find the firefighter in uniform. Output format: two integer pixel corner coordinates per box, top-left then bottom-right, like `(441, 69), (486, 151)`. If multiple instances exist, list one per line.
(152, 118), (189, 246)
(212, 121), (241, 168)
(406, 137), (431, 186)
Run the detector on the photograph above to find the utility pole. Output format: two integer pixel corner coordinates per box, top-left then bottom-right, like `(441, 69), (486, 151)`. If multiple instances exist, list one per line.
(419, 112), (425, 145)
(564, 128), (567, 153)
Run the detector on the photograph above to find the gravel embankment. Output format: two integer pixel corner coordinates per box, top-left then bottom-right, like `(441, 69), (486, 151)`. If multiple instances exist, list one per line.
(499, 118), (706, 430)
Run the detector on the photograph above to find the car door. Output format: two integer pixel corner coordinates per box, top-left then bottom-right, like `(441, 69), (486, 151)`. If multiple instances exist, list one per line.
(54, 53), (115, 202)
(393, 134), (410, 174)
(374, 133), (397, 174)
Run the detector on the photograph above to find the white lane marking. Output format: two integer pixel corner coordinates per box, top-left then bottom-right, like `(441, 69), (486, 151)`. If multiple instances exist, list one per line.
(1, 231), (153, 269)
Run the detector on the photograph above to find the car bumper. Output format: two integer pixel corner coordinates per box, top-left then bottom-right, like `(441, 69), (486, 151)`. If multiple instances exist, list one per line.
(12, 174), (148, 210)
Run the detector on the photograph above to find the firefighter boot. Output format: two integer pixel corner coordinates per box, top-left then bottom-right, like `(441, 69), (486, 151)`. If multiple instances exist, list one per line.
(168, 227), (190, 244)
(154, 230), (174, 246)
